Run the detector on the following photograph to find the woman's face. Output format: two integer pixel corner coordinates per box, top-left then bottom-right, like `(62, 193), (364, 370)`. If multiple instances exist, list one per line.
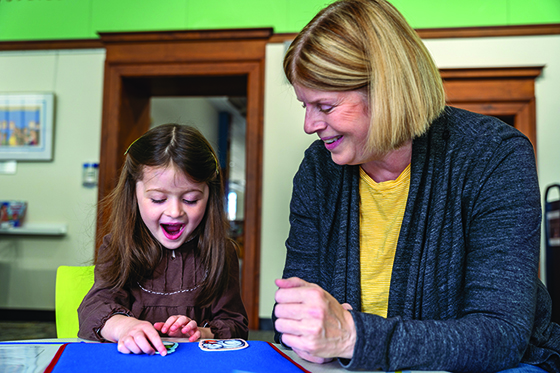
(294, 84), (372, 166)
(136, 165), (209, 250)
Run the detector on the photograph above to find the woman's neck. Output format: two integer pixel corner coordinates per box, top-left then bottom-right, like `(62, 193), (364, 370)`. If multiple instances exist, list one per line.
(360, 140), (412, 183)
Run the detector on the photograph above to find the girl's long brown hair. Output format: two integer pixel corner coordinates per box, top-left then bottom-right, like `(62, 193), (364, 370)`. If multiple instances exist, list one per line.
(96, 124), (231, 306)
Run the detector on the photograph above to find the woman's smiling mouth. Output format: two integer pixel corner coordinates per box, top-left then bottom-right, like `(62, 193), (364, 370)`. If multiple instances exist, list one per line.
(323, 135), (343, 150)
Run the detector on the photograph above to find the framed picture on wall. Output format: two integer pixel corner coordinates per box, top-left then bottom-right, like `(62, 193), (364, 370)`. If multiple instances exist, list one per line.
(0, 93), (55, 161)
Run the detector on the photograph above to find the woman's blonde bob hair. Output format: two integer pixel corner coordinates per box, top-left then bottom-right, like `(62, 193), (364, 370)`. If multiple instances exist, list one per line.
(284, 0), (446, 154)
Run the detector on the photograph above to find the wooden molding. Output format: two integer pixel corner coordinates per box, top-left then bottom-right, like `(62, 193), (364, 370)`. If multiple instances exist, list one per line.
(2, 24), (559, 51)
(98, 28), (273, 43)
(440, 66), (545, 80)
(0, 39), (103, 51)
(417, 23), (560, 39)
(270, 23), (560, 43)
(441, 66), (543, 150)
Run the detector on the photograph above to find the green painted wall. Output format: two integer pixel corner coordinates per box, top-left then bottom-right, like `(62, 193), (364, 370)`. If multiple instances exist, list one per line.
(0, 0), (559, 42)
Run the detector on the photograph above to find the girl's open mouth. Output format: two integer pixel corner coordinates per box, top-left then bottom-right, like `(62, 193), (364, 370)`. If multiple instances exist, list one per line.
(161, 223), (185, 240)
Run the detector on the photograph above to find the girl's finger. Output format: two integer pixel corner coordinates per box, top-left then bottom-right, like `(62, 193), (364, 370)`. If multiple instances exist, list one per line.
(181, 319), (198, 335)
(143, 329), (166, 356)
(188, 329), (201, 342)
(169, 316), (190, 332)
(120, 337), (142, 355)
(134, 335), (158, 355)
(117, 340), (132, 354)
(160, 316), (179, 333)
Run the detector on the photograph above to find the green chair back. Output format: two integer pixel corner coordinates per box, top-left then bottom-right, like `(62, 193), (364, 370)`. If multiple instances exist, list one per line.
(55, 265), (95, 338)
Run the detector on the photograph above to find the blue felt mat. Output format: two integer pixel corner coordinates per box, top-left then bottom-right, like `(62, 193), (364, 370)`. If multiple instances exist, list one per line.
(47, 340), (309, 373)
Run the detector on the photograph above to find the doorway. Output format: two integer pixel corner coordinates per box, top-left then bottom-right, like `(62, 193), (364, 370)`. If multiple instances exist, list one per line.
(150, 95), (247, 268)
(440, 66), (543, 150)
(96, 28), (272, 329)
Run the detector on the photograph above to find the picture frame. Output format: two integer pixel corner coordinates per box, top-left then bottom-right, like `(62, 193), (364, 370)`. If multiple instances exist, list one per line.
(0, 93), (55, 161)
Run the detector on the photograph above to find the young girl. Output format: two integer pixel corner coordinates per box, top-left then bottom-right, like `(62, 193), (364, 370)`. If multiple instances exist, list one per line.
(78, 124), (248, 356)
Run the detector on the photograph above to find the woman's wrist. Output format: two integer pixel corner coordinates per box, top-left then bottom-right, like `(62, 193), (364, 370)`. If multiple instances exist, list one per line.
(341, 311), (357, 359)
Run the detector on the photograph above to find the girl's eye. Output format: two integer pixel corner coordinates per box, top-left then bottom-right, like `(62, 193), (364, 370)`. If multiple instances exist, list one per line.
(151, 199), (165, 204)
(183, 199), (198, 205)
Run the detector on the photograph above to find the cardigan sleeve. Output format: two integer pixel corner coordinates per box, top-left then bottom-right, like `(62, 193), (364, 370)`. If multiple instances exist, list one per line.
(344, 133), (544, 372)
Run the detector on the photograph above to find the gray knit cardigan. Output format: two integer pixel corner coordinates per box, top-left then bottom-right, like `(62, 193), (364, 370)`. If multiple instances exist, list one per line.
(275, 107), (560, 372)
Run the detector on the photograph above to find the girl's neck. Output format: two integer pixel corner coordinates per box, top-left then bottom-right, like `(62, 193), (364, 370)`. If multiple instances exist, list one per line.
(360, 140), (412, 183)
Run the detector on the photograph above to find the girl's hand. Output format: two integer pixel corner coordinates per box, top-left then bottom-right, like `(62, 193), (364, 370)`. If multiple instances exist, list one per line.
(101, 315), (167, 356)
(274, 277), (357, 363)
(154, 315), (201, 342)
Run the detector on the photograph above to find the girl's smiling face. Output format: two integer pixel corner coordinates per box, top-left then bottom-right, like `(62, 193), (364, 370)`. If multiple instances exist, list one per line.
(136, 164), (209, 250)
(294, 83), (372, 166)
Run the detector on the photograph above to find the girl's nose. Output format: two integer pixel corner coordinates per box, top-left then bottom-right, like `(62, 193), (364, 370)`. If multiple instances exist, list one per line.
(166, 199), (185, 218)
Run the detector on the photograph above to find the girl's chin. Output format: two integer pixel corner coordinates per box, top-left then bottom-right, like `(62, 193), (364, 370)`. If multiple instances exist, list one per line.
(158, 234), (186, 249)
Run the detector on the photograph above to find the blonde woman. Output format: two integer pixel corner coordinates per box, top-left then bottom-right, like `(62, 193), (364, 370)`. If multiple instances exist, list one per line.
(273, 0), (560, 372)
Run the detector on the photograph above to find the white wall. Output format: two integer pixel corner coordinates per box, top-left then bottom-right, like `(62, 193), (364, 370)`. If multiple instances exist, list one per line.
(259, 35), (560, 318)
(0, 49), (105, 309)
(1, 35), (558, 318)
(260, 44), (312, 318)
(150, 97), (220, 150)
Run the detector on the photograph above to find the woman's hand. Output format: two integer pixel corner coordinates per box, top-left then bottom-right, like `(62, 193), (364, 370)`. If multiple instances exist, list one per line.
(101, 314), (168, 356)
(274, 277), (356, 363)
(154, 315), (201, 342)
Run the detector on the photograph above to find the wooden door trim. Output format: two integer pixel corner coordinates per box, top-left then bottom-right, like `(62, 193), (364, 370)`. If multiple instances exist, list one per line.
(440, 66), (544, 80)
(440, 66), (543, 150)
(97, 28), (272, 330)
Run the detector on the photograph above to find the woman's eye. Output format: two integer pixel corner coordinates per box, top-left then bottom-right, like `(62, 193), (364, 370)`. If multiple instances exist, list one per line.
(318, 104), (333, 113)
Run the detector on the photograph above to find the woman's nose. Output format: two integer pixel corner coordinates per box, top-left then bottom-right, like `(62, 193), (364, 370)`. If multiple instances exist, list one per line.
(303, 110), (325, 135)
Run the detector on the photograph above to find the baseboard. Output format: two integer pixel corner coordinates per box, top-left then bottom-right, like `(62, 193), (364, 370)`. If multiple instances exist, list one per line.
(258, 318), (273, 331)
(0, 309), (55, 322)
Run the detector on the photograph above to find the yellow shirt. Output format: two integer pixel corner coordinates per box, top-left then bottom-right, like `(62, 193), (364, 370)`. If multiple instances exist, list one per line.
(359, 164), (410, 317)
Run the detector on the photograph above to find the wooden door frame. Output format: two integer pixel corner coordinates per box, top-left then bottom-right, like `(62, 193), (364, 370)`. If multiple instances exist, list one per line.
(440, 66), (544, 150)
(96, 28), (273, 330)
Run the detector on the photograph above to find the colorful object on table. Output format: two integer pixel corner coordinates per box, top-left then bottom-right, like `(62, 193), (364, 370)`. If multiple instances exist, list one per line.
(199, 338), (248, 351)
(156, 341), (178, 355)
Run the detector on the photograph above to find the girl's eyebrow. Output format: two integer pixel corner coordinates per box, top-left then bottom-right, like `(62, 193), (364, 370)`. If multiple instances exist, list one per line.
(145, 187), (204, 194)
